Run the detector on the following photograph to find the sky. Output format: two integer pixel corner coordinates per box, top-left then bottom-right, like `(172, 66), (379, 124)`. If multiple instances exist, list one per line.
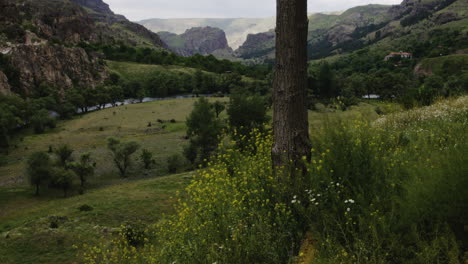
(105, 0), (403, 21)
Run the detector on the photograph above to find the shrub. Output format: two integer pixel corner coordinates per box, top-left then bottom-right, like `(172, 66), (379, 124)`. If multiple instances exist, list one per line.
(27, 151), (52, 195)
(78, 204), (93, 212)
(302, 98), (467, 263)
(139, 149), (155, 170)
(50, 168), (75, 198)
(107, 137), (140, 177)
(167, 153), (184, 173)
(55, 144), (74, 167)
(83, 132), (300, 263)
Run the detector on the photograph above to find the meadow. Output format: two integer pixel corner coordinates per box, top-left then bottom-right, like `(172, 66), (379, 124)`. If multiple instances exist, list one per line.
(1, 96), (466, 263)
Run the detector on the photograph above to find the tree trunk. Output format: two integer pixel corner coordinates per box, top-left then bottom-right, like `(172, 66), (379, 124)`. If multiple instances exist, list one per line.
(35, 184), (40, 196)
(272, 0), (311, 169)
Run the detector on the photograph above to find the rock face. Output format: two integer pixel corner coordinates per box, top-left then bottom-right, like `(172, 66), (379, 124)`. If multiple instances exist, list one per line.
(138, 17), (276, 50)
(235, 31), (275, 60)
(159, 27), (233, 57)
(0, 71), (11, 95)
(0, 0), (97, 44)
(69, 0), (167, 48)
(0, 0), (167, 97)
(9, 45), (106, 96)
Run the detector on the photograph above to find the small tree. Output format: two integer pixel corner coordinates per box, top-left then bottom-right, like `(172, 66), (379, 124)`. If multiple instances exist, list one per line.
(167, 153), (185, 173)
(27, 151), (51, 195)
(212, 101), (225, 118)
(227, 90), (269, 148)
(107, 137), (140, 177)
(185, 98), (224, 166)
(55, 144), (74, 167)
(140, 149), (155, 169)
(50, 168), (75, 198)
(69, 153), (94, 192)
(30, 109), (55, 134)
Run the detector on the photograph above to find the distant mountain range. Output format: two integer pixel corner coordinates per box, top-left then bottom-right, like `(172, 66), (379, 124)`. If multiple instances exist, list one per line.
(138, 17), (276, 50)
(139, 0), (467, 62)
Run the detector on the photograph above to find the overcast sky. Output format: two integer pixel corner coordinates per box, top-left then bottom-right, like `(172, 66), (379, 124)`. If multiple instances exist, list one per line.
(105, 0), (403, 21)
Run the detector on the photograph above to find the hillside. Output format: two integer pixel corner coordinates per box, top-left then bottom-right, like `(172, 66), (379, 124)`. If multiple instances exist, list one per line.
(158, 27), (233, 57)
(0, 0), (166, 96)
(235, 0), (468, 61)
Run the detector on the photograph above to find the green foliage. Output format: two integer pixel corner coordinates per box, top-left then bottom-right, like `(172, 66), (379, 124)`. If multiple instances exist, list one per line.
(30, 109), (56, 134)
(107, 137), (141, 177)
(212, 101), (225, 117)
(69, 153), (95, 191)
(139, 149), (155, 170)
(184, 98), (224, 166)
(27, 152), (52, 195)
(303, 97), (468, 263)
(55, 144), (74, 167)
(84, 133), (298, 264)
(227, 90), (269, 149)
(167, 153), (185, 174)
(78, 43), (271, 79)
(50, 167), (75, 198)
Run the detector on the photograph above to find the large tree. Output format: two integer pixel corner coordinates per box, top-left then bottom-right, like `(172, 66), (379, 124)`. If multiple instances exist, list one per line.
(272, 0), (311, 168)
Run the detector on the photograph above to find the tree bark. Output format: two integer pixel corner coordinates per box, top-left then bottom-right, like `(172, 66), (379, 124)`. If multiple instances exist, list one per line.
(272, 0), (311, 169)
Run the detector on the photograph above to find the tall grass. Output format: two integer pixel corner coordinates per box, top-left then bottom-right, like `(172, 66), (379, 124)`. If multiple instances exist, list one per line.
(83, 96), (467, 263)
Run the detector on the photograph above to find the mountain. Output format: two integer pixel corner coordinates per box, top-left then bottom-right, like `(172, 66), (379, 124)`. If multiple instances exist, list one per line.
(0, 0), (166, 96)
(236, 4), (394, 60)
(138, 17), (276, 50)
(235, 0), (467, 62)
(158, 27), (233, 57)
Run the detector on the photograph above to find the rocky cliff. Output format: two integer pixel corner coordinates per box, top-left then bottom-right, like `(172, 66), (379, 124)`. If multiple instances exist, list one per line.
(159, 27), (233, 57)
(0, 71), (10, 95)
(235, 31), (275, 60)
(9, 45), (106, 96)
(69, 0), (167, 48)
(0, 0), (167, 97)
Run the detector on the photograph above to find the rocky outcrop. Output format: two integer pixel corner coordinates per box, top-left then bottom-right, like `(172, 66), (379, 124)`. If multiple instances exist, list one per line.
(0, 0), (166, 48)
(0, 0), (97, 44)
(9, 45), (107, 96)
(69, 0), (166, 48)
(0, 71), (10, 95)
(159, 27), (232, 57)
(235, 31), (275, 60)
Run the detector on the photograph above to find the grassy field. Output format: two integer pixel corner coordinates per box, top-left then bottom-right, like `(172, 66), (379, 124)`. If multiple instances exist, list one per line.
(106, 60), (200, 81)
(0, 97), (399, 263)
(0, 173), (192, 264)
(0, 97), (228, 186)
(0, 97), (230, 264)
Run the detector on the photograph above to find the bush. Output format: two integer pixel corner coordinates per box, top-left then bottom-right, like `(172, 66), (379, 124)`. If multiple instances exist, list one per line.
(107, 137), (140, 177)
(83, 132), (299, 263)
(78, 204), (93, 212)
(27, 151), (52, 195)
(302, 99), (467, 263)
(139, 149), (155, 170)
(167, 153), (184, 173)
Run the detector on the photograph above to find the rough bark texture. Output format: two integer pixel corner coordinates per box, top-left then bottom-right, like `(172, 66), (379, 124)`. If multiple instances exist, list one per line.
(272, 0), (311, 168)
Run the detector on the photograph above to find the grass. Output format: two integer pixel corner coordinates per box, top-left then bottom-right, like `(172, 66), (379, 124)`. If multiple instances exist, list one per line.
(106, 60), (200, 81)
(0, 97), (438, 264)
(0, 97), (231, 264)
(0, 173), (192, 264)
(0, 97), (226, 186)
(80, 96), (467, 264)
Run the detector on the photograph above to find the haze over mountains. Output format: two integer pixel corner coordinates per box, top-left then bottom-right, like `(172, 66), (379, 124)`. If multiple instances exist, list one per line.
(138, 0), (467, 62)
(139, 17), (276, 50)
